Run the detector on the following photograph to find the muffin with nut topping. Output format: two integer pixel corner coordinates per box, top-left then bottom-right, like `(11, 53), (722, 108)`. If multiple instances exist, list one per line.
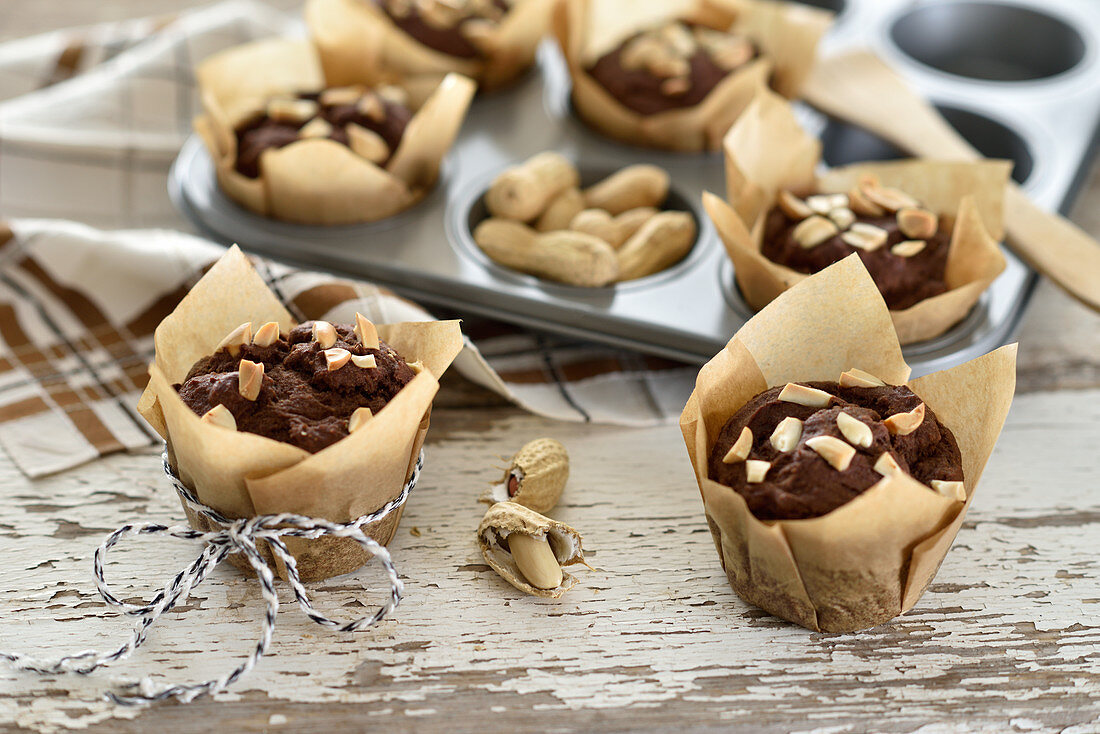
(703, 91), (1010, 344)
(555, 0), (831, 151)
(762, 180), (954, 311)
(177, 316), (419, 454)
(137, 247), (464, 581)
(194, 38), (475, 225)
(307, 0), (554, 92)
(586, 21), (758, 116)
(708, 373), (965, 522)
(680, 255), (1017, 632)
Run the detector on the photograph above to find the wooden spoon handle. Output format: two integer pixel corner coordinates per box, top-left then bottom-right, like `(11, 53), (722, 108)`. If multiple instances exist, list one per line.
(802, 51), (1100, 313)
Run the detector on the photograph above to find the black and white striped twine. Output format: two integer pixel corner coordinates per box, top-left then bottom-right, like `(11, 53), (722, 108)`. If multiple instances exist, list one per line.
(0, 450), (422, 705)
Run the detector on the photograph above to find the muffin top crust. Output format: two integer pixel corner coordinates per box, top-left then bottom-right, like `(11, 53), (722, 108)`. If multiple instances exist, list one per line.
(708, 370), (965, 521)
(234, 85), (412, 178)
(376, 0), (512, 59)
(587, 21), (757, 115)
(760, 179), (953, 311)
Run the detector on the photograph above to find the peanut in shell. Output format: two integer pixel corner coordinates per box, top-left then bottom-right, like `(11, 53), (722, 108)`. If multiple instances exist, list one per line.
(472, 219), (619, 287)
(477, 502), (586, 599)
(480, 437), (569, 513)
(583, 165), (670, 215)
(535, 187), (586, 232)
(485, 152), (580, 222)
(616, 210), (697, 281)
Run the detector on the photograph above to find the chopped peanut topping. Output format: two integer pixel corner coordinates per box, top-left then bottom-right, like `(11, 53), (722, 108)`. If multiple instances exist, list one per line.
(777, 190), (812, 220)
(313, 321), (337, 349)
(931, 479), (966, 501)
(836, 411), (872, 448)
(252, 321), (280, 347)
(745, 460), (770, 484)
(897, 208), (937, 239)
(778, 383), (832, 408)
(348, 407), (373, 433)
(769, 417), (802, 452)
(298, 117), (333, 139)
(839, 368), (886, 388)
(884, 403), (925, 436)
(792, 215), (839, 248)
(355, 312), (380, 350)
(238, 359), (264, 401)
(874, 452), (902, 476)
(324, 347), (351, 371)
(217, 322), (252, 357)
(722, 426), (753, 464)
(891, 240), (927, 257)
(200, 404), (236, 431)
(351, 354), (378, 369)
(806, 435), (856, 471)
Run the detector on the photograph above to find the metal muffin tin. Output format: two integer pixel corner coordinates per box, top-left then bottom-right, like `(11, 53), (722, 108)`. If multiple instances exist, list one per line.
(170, 0), (1100, 375)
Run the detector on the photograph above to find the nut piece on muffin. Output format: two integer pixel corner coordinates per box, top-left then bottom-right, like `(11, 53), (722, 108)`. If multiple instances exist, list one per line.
(176, 315), (423, 454)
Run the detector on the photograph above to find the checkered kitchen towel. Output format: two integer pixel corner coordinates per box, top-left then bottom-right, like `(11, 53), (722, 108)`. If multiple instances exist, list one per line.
(0, 1), (698, 477)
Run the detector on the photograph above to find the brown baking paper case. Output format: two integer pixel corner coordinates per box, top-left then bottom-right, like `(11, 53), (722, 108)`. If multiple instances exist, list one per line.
(305, 0), (554, 92)
(194, 37), (476, 225)
(136, 246), (464, 581)
(678, 255), (1016, 632)
(553, 0), (831, 151)
(703, 89), (1010, 344)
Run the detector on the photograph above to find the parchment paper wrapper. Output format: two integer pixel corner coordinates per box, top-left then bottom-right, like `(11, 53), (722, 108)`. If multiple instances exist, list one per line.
(135, 247), (464, 581)
(194, 38), (476, 225)
(703, 89), (1010, 344)
(553, 0), (831, 151)
(306, 0), (554, 92)
(679, 255), (1016, 632)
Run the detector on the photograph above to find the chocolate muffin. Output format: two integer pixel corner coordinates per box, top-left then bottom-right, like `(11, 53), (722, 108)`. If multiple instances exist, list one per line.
(761, 179), (952, 310)
(376, 0), (511, 59)
(234, 85), (412, 178)
(707, 369), (965, 521)
(587, 22), (756, 115)
(176, 315), (418, 453)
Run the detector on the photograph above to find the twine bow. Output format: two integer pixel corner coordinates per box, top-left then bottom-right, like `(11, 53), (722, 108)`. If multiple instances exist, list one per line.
(0, 450), (422, 705)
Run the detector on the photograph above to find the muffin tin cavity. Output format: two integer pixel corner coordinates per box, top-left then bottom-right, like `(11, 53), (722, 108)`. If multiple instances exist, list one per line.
(937, 106), (1034, 183)
(890, 2), (1086, 82)
(455, 165), (706, 293)
(794, 0), (845, 14)
(821, 105), (1033, 184)
(820, 120), (906, 168)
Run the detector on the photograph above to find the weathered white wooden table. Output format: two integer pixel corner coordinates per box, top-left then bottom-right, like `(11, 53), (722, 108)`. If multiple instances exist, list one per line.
(1, 3), (1098, 732)
(2, 394), (1099, 733)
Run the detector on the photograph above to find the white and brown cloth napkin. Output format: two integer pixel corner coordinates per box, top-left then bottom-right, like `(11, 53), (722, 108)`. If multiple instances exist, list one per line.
(0, 1), (697, 477)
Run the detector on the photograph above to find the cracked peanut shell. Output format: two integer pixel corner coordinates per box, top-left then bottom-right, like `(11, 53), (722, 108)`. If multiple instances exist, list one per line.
(477, 502), (585, 599)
